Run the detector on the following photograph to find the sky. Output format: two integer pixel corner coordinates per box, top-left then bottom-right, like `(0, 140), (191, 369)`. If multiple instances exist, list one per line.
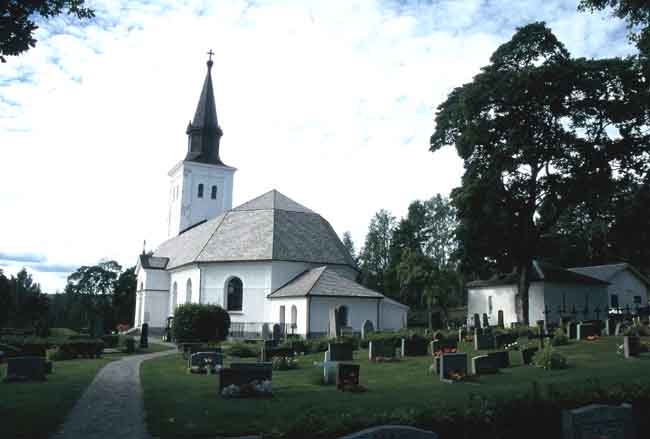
(0, 0), (636, 293)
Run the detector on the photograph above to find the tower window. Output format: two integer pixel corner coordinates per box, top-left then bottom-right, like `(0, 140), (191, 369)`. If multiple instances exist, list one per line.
(211, 185), (217, 199)
(198, 184), (204, 198)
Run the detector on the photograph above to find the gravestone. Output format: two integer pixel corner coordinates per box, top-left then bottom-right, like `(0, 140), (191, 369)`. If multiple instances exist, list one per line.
(497, 310), (504, 329)
(338, 425), (438, 439)
(474, 330), (496, 351)
(487, 350), (510, 368)
(261, 323), (271, 340)
(4, 357), (46, 382)
(568, 322), (578, 339)
(219, 363), (273, 394)
(457, 328), (466, 343)
(494, 332), (517, 349)
(369, 340), (396, 360)
(328, 343), (353, 362)
(519, 347), (539, 365)
(473, 313), (481, 329)
(605, 318), (616, 336)
(439, 352), (468, 382)
(471, 355), (498, 375)
(140, 323), (149, 349)
(189, 352), (223, 374)
(401, 338), (429, 357)
(336, 363), (360, 391)
(272, 323), (282, 340)
(482, 313), (489, 328)
(577, 322), (598, 340)
(562, 403), (636, 439)
(329, 307), (339, 338)
(623, 336), (641, 359)
(361, 320), (374, 339)
(431, 338), (458, 355)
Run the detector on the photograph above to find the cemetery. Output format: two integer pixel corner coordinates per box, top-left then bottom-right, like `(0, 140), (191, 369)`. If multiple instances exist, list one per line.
(140, 325), (650, 439)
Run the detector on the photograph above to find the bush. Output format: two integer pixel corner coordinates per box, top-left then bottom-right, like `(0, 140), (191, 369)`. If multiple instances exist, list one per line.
(551, 328), (569, 346)
(48, 328), (79, 337)
(272, 356), (298, 370)
(303, 339), (329, 354)
(533, 345), (567, 370)
(173, 304), (230, 343)
(624, 323), (650, 337)
(125, 337), (136, 353)
(225, 341), (259, 358)
(102, 334), (120, 348)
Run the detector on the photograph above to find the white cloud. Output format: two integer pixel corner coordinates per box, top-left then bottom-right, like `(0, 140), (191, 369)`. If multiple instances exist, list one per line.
(0, 0), (635, 292)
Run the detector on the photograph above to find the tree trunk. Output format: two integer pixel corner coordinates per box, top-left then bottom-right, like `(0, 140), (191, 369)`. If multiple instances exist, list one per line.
(517, 262), (531, 326)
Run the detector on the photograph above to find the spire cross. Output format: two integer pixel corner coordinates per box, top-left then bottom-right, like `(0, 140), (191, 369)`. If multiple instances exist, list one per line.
(207, 49), (215, 61)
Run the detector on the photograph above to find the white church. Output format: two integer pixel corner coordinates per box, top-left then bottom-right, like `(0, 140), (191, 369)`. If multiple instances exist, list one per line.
(134, 57), (408, 338)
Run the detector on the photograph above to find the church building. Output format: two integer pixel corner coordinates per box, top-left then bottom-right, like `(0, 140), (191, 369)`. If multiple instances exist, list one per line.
(134, 56), (408, 337)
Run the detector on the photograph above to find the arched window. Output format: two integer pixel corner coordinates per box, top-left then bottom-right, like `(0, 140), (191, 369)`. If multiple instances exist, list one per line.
(291, 305), (297, 328)
(186, 279), (192, 304)
(338, 305), (349, 327)
(211, 185), (217, 199)
(226, 277), (243, 311)
(171, 282), (178, 314)
(279, 305), (286, 324)
(198, 184), (204, 198)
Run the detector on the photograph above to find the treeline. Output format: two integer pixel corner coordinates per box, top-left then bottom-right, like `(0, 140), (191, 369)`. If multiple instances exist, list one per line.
(346, 195), (463, 320)
(0, 261), (136, 335)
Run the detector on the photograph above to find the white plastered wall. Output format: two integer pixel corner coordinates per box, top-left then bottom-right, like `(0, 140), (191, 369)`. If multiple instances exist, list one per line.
(267, 297), (308, 336)
(380, 300), (408, 331)
(309, 297), (380, 335)
(542, 282), (609, 323)
(467, 284), (518, 327)
(201, 261), (272, 324)
(608, 270), (649, 310)
(169, 266), (201, 313)
(135, 267), (170, 327)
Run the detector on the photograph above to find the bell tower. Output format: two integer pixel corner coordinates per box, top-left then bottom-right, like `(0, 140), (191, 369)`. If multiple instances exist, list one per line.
(167, 52), (236, 237)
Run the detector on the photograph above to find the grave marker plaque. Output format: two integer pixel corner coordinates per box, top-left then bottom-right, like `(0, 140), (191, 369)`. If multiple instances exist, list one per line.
(439, 352), (468, 382)
(623, 336), (641, 359)
(471, 355), (498, 375)
(4, 357), (46, 382)
(487, 350), (510, 369)
(140, 323), (149, 349)
(336, 363), (360, 391)
(328, 343), (353, 362)
(474, 330), (496, 351)
(562, 403), (635, 439)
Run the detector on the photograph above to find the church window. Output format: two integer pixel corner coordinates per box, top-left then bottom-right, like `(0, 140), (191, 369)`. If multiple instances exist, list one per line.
(279, 305), (285, 324)
(338, 306), (349, 327)
(226, 277), (243, 311)
(291, 305), (297, 329)
(198, 184), (204, 198)
(211, 185), (217, 199)
(634, 295), (642, 304)
(186, 279), (192, 303)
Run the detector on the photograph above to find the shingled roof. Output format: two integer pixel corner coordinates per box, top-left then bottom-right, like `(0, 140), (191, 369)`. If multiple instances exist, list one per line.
(467, 260), (609, 288)
(152, 190), (357, 270)
(268, 266), (384, 299)
(569, 263), (650, 287)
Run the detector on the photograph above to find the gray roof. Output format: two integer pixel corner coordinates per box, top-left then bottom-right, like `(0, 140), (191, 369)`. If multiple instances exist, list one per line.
(268, 266), (385, 299)
(569, 263), (650, 287)
(139, 254), (169, 270)
(467, 260), (609, 288)
(153, 190), (357, 270)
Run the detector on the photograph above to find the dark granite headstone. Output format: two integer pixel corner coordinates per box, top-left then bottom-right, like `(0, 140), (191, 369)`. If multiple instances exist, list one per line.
(497, 310), (504, 329)
(562, 403), (636, 439)
(272, 323), (282, 340)
(471, 355), (498, 375)
(623, 336), (641, 359)
(431, 338), (458, 354)
(520, 347), (539, 365)
(474, 330), (496, 351)
(336, 363), (360, 391)
(369, 340), (396, 360)
(487, 350), (510, 368)
(494, 332), (517, 349)
(473, 313), (481, 329)
(219, 363), (272, 393)
(568, 322), (578, 339)
(189, 352), (223, 373)
(439, 352), (468, 382)
(140, 323), (149, 349)
(4, 357), (46, 382)
(402, 338), (429, 357)
(577, 322), (598, 340)
(329, 343), (354, 361)
(482, 313), (489, 328)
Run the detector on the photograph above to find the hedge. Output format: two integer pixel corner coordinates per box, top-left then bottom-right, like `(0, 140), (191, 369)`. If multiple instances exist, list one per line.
(173, 304), (231, 343)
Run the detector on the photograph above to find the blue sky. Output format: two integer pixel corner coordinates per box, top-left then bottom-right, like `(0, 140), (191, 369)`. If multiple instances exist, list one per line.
(0, 0), (636, 292)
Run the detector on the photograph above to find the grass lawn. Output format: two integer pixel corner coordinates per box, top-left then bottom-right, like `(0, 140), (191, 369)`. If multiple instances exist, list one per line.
(141, 336), (650, 438)
(0, 357), (114, 439)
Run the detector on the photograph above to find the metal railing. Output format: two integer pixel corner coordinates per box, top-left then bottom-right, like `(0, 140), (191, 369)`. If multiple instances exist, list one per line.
(229, 322), (296, 339)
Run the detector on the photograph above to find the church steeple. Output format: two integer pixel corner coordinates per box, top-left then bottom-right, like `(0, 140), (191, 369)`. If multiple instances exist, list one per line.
(185, 51), (224, 166)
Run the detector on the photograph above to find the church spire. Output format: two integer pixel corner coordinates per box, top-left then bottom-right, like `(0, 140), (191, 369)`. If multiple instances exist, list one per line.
(185, 50), (224, 166)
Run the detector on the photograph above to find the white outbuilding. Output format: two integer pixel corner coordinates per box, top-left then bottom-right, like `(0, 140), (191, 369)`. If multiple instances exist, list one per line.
(467, 260), (609, 328)
(133, 57), (408, 337)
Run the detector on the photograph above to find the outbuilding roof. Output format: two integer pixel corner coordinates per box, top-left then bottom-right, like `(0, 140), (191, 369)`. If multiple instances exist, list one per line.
(152, 190), (357, 270)
(467, 260), (609, 288)
(569, 263), (650, 287)
(268, 266), (384, 299)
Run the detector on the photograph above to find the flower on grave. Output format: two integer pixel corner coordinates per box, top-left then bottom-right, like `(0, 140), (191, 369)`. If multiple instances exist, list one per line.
(221, 384), (241, 398)
(586, 335), (597, 341)
(449, 370), (465, 381)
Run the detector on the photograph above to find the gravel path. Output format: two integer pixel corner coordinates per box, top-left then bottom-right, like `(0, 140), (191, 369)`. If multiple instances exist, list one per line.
(50, 344), (177, 439)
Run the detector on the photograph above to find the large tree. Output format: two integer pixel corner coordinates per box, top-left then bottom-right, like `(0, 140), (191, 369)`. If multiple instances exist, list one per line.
(112, 266), (137, 326)
(341, 231), (358, 265)
(1, 0), (94, 62)
(430, 22), (650, 324)
(0, 269), (13, 327)
(359, 209), (396, 294)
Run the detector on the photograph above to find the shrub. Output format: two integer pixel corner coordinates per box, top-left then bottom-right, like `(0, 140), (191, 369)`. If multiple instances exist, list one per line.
(533, 345), (567, 370)
(48, 328), (79, 337)
(173, 304), (230, 343)
(624, 323), (650, 337)
(225, 341), (259, 358)
(125, 337), (136, 353)
(102, 334), (120, 348)
(272, 356), (298, 371)
(551, 328), (569, 346)
(303, 339), (329, 354)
